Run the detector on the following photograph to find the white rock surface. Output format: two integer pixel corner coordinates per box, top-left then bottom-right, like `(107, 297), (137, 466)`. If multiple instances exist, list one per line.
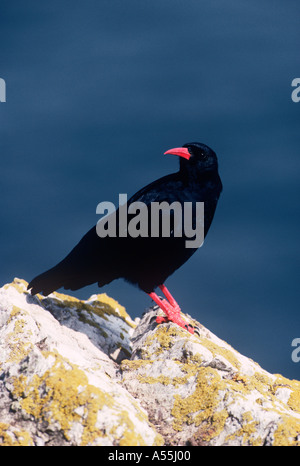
(122, 308), (300, 446)
(1, 278), (300, 446)
(0, 278), (162, 446)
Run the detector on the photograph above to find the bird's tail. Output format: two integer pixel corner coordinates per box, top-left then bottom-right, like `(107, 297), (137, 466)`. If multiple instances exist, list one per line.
(27, 265), (68, 296)
(27, 261), (101, 296)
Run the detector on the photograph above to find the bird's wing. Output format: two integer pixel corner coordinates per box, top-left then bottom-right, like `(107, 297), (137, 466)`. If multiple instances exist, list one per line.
(126, 172), (182, 205)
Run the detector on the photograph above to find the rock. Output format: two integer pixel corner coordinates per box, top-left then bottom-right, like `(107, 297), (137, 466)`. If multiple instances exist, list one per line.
(0, 278), (162, 446)
(0, 278), (300, 446)
(122, 309), (300, 446)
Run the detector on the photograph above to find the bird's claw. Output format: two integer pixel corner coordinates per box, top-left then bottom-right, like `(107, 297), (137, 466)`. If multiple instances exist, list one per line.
(155, 308), (196, 335)
(150, 287), (199, 336)
(194, 326), (201, 336)
(155, 315), (169, 324)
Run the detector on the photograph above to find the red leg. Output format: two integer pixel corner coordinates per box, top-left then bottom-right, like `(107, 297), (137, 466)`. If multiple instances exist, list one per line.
(148, 291), (179, 323)
(158, 284), (179, 309)
(148, 286), (195, 334)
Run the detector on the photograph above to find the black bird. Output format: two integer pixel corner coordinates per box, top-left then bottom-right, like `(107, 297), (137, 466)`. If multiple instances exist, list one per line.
(28, 142), (222, 334)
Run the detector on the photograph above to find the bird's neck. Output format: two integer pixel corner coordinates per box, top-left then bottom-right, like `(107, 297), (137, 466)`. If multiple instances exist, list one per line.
(179, 166), (219, 186)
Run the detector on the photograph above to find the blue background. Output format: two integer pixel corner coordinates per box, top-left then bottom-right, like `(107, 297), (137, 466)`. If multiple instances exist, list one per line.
(1, 1), (299, 379)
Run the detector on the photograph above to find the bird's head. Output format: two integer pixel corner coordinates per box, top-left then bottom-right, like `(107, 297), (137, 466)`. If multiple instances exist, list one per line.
(164, 142), (218, 173)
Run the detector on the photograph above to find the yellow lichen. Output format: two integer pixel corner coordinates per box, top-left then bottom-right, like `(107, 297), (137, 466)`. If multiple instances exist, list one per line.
(0, 423), (34, 446)
(11, 350), (146, 446)
(8, 349), (161, 446)
(225, 420), (261, 446)
(171, 366), (226, 435)
(273, 374), (300, 413)
(3, 278), (300, 446)
(121, 359), (153, 371)
(273, 417), (300, 446)
(137, 375), (173, 386)
(48, 291), (135, 332)
(6, 306), (33, 363)
(3, 278), (29, 295)
(239, 412), (260, 445)
(123, 356), (200, 389)
(140, 325), (188, 360)
(197, 336), (241, 370)
(117, 410), (148, 446)
(5, 279), (134, 331)
(91, 293), (134, 326)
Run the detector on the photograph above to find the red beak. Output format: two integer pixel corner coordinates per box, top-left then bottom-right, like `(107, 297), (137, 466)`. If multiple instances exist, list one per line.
(164, 147), (191, 160)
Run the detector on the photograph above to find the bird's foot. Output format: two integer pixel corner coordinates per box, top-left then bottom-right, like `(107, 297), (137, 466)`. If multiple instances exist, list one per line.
(148, 285), (200, 335)
(155, 313), (196, 335)
(149, 293), (196, 335)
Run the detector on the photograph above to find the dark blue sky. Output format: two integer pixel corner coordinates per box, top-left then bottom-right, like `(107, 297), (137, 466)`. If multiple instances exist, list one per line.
(1, 1), (299, 379)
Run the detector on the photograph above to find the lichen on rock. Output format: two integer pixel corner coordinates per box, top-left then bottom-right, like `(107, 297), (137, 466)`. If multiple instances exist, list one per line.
(0, 278), (300, 446)
(0, 278), (162, 446)
(121, 308), (300, 446)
